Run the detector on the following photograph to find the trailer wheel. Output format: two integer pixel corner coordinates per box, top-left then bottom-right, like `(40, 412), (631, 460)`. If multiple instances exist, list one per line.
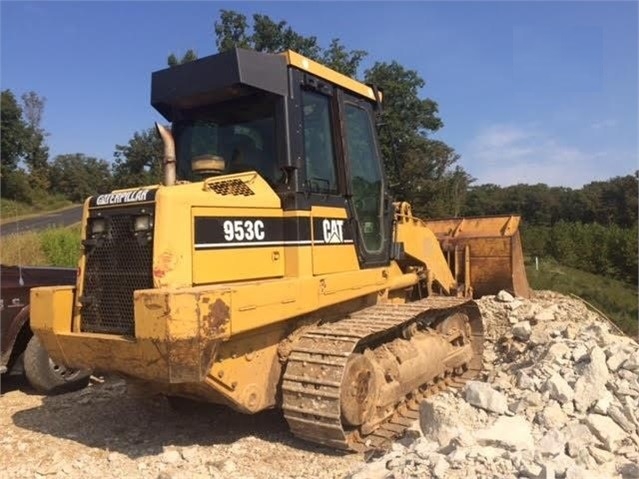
(23, 336), (91, 394)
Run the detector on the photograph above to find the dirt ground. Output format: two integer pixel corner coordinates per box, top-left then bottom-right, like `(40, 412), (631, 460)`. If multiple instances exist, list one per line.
(0, 375), (362, 479)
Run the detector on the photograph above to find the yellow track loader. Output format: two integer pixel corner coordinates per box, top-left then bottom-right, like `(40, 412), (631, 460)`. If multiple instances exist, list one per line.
(30, 48), (530, 451)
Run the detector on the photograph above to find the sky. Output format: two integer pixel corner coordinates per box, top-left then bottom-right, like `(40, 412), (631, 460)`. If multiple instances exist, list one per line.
(1, 1), (637, 188)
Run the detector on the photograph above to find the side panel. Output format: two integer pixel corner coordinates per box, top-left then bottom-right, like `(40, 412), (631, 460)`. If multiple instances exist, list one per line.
(1, 270), (30, 364)
(282, 211), (313, 278)
(1, 266), (76, 367)
(0, 306), (29, 368)
(311, 206), (360, 275)
(192, 207), (285, 285)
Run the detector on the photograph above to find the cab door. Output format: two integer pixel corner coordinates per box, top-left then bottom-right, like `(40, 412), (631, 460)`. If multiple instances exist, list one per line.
(340, 93), (392, 268)
(297, 80), (360, 275)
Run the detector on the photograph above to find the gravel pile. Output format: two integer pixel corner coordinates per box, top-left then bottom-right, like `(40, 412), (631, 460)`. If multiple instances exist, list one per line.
(349, 290), (639, 479)
(0, 379), (360, 479)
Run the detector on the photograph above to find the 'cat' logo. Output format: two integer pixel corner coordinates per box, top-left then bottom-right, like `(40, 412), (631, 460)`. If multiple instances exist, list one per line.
(322, 219), (344, 244)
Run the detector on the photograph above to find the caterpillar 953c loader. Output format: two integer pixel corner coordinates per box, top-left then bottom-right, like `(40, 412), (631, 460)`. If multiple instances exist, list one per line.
(30, 48), (530, 451)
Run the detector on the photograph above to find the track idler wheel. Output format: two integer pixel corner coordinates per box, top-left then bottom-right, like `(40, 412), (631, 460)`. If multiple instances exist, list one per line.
(436, 312), (472, 345)
(340, 354), (379, 426)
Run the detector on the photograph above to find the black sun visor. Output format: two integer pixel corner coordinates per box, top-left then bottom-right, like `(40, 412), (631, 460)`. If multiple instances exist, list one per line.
(151, 48), (288, 121)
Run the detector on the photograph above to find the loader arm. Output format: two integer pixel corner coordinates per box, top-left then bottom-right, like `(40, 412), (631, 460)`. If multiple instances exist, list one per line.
(393, 203), (531, 299)
(394, 203), (457, 294)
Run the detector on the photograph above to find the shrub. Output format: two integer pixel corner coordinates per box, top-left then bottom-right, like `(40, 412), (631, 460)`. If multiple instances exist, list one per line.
(40, 226), (82, 267)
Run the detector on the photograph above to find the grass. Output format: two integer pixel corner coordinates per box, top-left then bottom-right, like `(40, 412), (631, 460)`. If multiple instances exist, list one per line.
(0, 230), (49, 265)
(0, 196), (75, 225)
(40, 226), (83, 266)
(526, 257), (638, 337)
(1, 224), (81, 268)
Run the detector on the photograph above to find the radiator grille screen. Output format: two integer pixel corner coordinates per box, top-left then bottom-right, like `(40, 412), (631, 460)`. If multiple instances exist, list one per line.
(80, 212), (153, 335)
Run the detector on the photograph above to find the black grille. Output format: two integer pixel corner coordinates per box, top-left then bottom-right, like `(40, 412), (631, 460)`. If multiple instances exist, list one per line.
(208, 178), (254, 196)
(80, 212), (153, 335)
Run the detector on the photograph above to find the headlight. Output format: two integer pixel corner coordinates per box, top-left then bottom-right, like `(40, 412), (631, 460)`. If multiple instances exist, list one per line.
(90, 218), (107, 234)
(133, 215), (152, 232)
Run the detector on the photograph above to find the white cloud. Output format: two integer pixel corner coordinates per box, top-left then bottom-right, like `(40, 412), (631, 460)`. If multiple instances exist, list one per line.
(590, 119), (617, 130)
(460, 124), (634, 188)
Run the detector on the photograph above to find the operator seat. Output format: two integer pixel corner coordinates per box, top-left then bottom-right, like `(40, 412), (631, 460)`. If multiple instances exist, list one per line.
(229, 134), (278, 182)
(230, 135), (260, 171)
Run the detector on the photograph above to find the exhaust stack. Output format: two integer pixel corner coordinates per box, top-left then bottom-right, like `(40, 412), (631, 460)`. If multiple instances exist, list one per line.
(155, 122), (176, 186)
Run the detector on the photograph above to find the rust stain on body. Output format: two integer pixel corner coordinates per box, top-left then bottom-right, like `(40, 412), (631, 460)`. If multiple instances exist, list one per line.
(204, 299), (230, 337)
(153, 251), (175, 279)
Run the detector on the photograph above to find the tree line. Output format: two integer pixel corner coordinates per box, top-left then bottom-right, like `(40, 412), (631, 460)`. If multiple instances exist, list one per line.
(463, 178), (638, 228)
(523, 221), (637, 284)
(1, 88), (162, 203)
(459, 178), (638, 285)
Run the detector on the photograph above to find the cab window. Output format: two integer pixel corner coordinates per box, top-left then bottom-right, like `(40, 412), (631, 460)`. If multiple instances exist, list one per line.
(173, 94), (279, 183)
(344, 102), (384, 253)
(302, 91), (338, 194)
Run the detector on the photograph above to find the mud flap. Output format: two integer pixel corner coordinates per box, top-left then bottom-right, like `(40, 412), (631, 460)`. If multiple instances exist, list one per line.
(424, 215), (531, 299)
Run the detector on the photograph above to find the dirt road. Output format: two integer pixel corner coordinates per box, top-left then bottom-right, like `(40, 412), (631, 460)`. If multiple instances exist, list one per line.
(0, 206), (83, 237)
(0, 376), (362, 479)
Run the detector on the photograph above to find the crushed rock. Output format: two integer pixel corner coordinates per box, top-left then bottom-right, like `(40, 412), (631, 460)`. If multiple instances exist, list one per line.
(350, 290), (639, 479)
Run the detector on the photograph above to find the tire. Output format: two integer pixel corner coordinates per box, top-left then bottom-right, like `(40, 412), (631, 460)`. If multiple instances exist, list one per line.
(23, 335), (91, 394)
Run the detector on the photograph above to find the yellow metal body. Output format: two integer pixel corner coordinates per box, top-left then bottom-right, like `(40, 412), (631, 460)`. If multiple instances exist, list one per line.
(30, 173), (410, 412)
(30, 50), (530, 415)
(31, 181), (526, 413)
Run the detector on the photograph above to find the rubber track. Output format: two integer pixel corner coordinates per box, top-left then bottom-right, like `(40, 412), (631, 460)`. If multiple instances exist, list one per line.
(282, 297), (484, 452)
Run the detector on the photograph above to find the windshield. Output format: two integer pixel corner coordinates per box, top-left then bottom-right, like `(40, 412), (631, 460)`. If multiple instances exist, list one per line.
(173, 94), (279, 183)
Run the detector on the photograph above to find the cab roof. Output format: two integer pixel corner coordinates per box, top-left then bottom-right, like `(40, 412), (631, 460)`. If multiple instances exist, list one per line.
(151, 48), (378, 121)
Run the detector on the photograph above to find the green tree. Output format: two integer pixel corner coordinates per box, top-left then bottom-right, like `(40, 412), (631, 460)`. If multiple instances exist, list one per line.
(554, 187), (590, 224)
(624, 223), (639, 284)
(582, 175), (638, 227)
(463, 174), (638, 228)
(322, 39), (367, 78)
(211, 10), (366, 76)
(1, 169), (33, 203)
(112, 127), (163, 189)
(521, 225), (550, 258)
(1, 90), (28, 179)
(214, 9), (251, 52)
(20, 91), (51, 193)
(1, 89), (52, 201)
(548, 221), (578, 266)
(463, 184), (505, 217)
(1, 90), (32, 200)
(49, 153), (113, 202)
(249, 13), (322, 59)
(363, 62), (467, 216)
(167, 49), (198, 67)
